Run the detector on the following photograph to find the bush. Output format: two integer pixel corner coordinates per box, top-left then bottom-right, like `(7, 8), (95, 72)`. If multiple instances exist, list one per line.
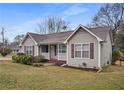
(34, 55), (48, 63)
(12, 54), (33, 65)
(112, 50), (121, 65)
(17, 52), (25, 56)
(0, 47), (12, 56)
(32, 63), (44, 67)
(1, 52), (8, 56)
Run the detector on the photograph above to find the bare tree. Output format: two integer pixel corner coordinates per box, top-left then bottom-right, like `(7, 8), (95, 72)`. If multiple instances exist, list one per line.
(36, 16), (70, 34)
(91, 4), (124, 39)
(14, 34), (25, 44)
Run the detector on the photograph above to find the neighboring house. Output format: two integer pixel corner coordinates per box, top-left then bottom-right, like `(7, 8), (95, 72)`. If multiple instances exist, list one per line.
(19, 25), (113, 69)
(9, 42), (20, 53)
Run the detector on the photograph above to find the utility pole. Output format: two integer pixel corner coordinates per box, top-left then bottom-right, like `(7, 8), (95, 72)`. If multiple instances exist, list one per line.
(1, 27), (5, 52)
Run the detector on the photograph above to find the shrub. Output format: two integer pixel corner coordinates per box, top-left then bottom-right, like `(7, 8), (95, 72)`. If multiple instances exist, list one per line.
(34, 55), (48, 63)
(32, 63), (44, 67)
(17, 52), (25, 56)
(12, 54), (33, 65)
(112, 50), (121, 65)
(0, 47), (12, 56)
(1, 52), (8, 56)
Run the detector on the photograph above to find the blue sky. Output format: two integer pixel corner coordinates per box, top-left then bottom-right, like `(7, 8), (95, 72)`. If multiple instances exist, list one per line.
(0, 3), (103, 42)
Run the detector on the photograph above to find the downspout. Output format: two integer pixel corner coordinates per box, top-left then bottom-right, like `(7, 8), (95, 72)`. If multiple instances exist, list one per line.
(66, 42), (68, 65)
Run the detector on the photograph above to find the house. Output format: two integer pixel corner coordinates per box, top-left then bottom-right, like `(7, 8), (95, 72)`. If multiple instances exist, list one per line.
(19, 25), (113, 69)
(9, 42), (20, 54)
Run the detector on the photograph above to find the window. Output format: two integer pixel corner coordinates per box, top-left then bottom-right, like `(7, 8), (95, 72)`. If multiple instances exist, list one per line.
(59, 44), (66, 53)
(82, 44), (89, 58)
(75, 44), (81, 58)
(25, 46), (33, 55)
(42, 45), (48, 53)
(74, 44), (89, 58)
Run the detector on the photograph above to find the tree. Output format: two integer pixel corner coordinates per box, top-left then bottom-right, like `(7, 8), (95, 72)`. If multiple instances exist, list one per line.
(1, 27), (5, 45)
(35, 16), (70, 34)
(4, 38), (9, 45)
(0, 27), (6, 53)
(14, 34), (25, 44)
(91, 4), (124, 40)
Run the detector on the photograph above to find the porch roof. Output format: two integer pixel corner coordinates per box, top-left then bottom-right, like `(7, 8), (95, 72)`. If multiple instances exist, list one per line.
(28, 31), (73, 44)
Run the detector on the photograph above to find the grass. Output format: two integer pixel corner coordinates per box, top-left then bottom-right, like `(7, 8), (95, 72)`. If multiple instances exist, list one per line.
(0, 61), (124, 90)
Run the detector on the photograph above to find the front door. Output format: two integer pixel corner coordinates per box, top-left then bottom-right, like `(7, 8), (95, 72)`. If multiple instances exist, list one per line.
(50, 45), (57, 59)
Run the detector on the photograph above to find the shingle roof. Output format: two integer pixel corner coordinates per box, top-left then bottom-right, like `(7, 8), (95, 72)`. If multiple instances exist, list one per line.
(90, 27), (111, 41)
(28, 27), (111, 44)
(29, 31), (73, 44)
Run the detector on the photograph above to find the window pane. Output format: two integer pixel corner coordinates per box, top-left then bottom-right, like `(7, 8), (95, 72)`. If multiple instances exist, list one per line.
(82, 51), (89, 58)
(42, 45), (48, 53)
(82, 44), (89, 51)
(75, 44), (81, 51)
(75, 51), (81, 58)
(75, 44), (81, 58)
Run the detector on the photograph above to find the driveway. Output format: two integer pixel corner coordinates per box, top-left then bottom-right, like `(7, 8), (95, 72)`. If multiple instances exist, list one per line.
(0, 55), (12, 61)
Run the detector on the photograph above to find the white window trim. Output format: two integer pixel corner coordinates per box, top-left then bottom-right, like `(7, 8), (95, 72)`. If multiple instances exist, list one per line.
(74, 43), (90, 59)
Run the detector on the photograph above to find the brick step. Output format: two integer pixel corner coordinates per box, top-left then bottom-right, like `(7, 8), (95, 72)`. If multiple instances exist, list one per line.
(48, 59), (66, 66)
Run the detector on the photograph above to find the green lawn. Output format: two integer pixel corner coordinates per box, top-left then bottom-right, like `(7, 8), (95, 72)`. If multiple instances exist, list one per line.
(0, 61), (124, 90)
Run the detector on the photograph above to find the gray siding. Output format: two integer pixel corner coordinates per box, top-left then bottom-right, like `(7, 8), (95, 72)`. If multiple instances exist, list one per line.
(67, 28), (99, 69)
(101, 34), (112, 67)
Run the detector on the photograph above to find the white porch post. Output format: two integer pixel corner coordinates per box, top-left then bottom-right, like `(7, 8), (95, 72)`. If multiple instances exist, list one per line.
(38, 45), (40, 55)
(57, 44), (59, 60)
(49, 44), (51, 60)
(98, 42), (101, 69)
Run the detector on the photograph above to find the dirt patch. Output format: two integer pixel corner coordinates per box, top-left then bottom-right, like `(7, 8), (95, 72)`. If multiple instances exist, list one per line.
(0, 60), (11, 64)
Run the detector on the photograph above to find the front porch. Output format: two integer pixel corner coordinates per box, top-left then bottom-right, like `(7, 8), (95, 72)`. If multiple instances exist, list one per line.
(38, 44), (67, 61)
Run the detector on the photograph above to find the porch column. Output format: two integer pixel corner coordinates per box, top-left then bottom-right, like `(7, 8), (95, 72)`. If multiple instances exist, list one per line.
(38, 45), (40, 55)
(57, 44), (59, 60)
(49, 44), (51, 60)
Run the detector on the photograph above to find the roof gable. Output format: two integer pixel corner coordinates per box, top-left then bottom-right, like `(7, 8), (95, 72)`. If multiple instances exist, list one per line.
(19, 33), (37, 46)
(64, 25), (103, 43)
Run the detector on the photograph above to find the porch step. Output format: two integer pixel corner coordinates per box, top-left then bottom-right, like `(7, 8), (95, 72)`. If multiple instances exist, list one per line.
(61, 64), (67, 67)
(48, 59), (66, 66)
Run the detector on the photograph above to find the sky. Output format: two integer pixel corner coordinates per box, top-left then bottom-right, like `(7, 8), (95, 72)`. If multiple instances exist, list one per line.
(0, 3), (104, 42)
